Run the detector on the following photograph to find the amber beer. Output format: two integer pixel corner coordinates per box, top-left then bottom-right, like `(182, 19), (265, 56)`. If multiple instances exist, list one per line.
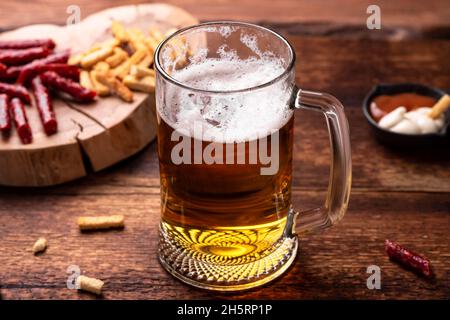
(157, 114), (293, 264)
(155, 22), (352, 291)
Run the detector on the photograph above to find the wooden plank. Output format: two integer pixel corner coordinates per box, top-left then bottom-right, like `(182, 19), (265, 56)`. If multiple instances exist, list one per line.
(0, 3), (199, 186)
(1, 35), (445, 192)
(0, 24), (449, 300)
(1, 106), (448, 194)
(1, 0), (450, 37)
(0, 190), (448, 299)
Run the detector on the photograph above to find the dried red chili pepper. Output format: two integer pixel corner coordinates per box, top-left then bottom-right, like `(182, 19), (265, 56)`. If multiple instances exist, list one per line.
(10, 97), (32, 144)
(0, 38), (56, 50)
(0, 82), (31, 104)
(15, 50), (70, 84)
(0, 62), (6, 76)
(40, 71), (96, 103)
(35, 63), (79, 81)
(0, 93), (11, 134)
(31, 76), (57, 135)
(385, 239), (434, 278)
(2, 67), (20, 80)
(0, 47), (51, 65)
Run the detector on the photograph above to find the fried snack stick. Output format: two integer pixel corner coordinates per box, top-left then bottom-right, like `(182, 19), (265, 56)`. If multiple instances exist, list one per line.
(99, 38), (120, 49)
(105, 47), (128, 68)
(69, 39), (120, 66)
(80, 46), (114, 69)
(32, 237), (47, 254)
(76, 275), (104, 295)
(112, 48), (146, 79)
(128, 28), (147, 51)
(91, 63), (112, 96)
(111, 20), (129, 43)
(130, 65), (155, 79)
(138, 53), (153, 68)
(428, 94), (450, 119)
(96, 72), (133, 102)
(77, 215), (125, 230)
(90, 71), (110, 96)
(123, 75), (155, 93)
(79, 70), (94, 90)
(93, 61), (110, 72)
(68, 53), (84, 66)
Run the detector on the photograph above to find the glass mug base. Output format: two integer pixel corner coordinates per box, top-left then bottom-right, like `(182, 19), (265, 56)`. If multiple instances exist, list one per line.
(158, 223), (298, 291)
(154, 21), (351, 291)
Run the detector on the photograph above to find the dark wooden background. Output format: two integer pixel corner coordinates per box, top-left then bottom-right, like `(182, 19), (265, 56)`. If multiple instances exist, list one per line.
(0, 0), (449, 299)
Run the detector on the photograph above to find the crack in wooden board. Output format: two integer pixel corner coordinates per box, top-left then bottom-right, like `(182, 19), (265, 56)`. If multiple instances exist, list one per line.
(0, 93), (156, 186)
(0, 98), (103, 186)
(62, 92), (157, 172)
(0, 3), (198, 187)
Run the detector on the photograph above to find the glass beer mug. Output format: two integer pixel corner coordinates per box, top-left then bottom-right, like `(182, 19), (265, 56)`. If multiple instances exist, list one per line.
(154, 22), (351, 291)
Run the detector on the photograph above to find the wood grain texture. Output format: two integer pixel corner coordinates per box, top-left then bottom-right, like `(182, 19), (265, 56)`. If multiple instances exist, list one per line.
(0, 190), (448, 299)
(0, 9), (449, 299)
(0, 3), (199, 186)
(1, 0), (450, 37)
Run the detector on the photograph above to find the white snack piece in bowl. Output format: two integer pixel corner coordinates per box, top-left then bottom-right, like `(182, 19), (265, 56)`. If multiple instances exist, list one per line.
(415, 107), (433, 114)
(416, 116), (438, 134)
(390, 118), (421, 134)
(378, 105), (445, 135)
(434, 116), (444, 128)
(404, 109), (425, 122)
(378, 106), (406, 129)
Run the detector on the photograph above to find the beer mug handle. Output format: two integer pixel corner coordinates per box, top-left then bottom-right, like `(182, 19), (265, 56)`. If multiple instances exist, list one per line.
(291, 88), (352, 234)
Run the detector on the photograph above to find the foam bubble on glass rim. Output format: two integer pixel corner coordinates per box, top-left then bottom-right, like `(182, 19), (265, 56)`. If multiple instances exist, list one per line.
(160, 57), (293, 143)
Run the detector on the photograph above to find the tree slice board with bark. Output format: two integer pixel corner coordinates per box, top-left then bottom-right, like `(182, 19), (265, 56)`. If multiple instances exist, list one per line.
(0, 4), (198, 186)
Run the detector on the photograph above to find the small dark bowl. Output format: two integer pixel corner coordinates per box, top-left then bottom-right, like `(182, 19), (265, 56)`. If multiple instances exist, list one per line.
(363, 83), (450, 147)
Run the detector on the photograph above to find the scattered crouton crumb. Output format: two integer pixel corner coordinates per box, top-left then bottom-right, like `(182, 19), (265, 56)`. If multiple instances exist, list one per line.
(76, 275), (104, 295)
(32, 237), (48, 254)
(77, 215), (125, 231)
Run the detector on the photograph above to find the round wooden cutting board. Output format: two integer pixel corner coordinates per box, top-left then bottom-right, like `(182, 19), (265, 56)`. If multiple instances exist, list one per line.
(0, 4), (198, 187)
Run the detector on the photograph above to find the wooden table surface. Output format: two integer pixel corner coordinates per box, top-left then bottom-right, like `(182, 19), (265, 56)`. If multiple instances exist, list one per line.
(0, 1), (449, 300)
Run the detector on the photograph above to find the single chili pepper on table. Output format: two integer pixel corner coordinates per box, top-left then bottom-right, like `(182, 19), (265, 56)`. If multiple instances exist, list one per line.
(31, 76), (57, 135)
(385, 239), (434, 278)
(0, 93), (11, 134)
(0, 47), (51, 65)
(40, 71), (96, 103)
(15, 50), (70, 84)
(10, 97), (32, 144)
(0, 82), (31, 104)
(0, 38), (56, 50)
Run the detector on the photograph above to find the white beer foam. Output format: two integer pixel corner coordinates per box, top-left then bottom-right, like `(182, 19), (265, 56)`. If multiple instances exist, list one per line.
(161, 58), (293, 143)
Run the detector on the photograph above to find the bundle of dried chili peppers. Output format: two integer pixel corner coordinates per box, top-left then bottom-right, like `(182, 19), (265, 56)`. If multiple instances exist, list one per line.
(0, 39), (96, 144)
